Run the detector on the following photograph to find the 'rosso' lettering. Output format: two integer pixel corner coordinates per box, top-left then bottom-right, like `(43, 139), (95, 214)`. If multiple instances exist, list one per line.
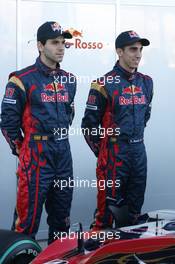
(75, 38), (103, 49)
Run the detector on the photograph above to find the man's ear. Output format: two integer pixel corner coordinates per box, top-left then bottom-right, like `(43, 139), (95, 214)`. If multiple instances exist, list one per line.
(116, 48), (123, 57)
(37, 41), (44, 53)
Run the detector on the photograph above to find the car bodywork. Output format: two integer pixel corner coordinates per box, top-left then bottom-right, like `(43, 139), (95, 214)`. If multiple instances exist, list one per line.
(32, 210), (175, 264)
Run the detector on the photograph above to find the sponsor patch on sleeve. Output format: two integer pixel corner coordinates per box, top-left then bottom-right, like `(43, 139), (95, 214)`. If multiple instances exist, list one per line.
(5, 87), (15, 98)
(86, 104), (97, 110)
(3, 98), (16, 104)
(87, 95), (96, 105)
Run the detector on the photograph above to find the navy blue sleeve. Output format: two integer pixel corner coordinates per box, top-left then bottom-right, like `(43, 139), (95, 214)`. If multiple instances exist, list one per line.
(81, 80), (107, 157)
(145, 77), (153, 126)
(67, 74), (76, 125)
(1, 74), (26, 155)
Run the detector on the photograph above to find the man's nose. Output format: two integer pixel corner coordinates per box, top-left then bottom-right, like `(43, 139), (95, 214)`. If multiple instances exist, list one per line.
(58, 46), (65, 52)
(136, 50), (142, 58)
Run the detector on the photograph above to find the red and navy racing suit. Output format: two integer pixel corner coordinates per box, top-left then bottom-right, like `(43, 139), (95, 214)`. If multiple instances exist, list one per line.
(1, 57), (76, 243)
(82, 62), (153, 228)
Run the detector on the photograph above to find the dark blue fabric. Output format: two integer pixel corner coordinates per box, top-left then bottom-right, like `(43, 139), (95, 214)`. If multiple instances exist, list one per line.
(82, 61), (153, 156)
(108, 140), (147, 223)
(2, 57), (76, 243)
(82, 62), (153, 227)
(1, 57), (76, 153)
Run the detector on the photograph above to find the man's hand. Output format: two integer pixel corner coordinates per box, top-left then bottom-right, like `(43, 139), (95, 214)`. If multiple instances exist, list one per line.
(12, 138), (23, 156)
(16, 147), (20, 155)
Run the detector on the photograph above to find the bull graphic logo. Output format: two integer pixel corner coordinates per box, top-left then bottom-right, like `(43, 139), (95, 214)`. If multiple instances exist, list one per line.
(44, 83), (65, 92)
(122, 85), (142, 95)
(65, 28), (83, 49)
(51, 22), (62, 32)
(65, 28), (83, 38)
(128, 31), (139, 38)
(122, 86), (132, 95)
(44, 83), (55, 92)
(54, 82), (65, 92)
(132, 86), (142, 94)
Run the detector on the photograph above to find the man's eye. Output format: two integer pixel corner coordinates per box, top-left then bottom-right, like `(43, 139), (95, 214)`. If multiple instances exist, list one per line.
(130, 47), (137, 51)
(52, 41), (65, 45)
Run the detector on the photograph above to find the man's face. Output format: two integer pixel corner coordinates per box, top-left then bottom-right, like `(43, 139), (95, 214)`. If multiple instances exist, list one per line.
(38, 36), (65, 64)
(117, 42), (143, 72)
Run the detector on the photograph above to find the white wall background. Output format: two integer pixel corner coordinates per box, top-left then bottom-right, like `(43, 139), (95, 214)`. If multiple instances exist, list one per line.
(0, 0), (175, 239)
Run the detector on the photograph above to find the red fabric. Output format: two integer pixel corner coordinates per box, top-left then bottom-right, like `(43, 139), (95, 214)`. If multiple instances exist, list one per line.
(95, 90), (121, 227)
(15, 85), (39, 233)
(29, 142), (46, 233)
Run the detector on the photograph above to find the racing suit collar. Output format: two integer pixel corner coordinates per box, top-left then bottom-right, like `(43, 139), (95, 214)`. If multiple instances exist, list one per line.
(114, 61), (137, 81)
(35, 57), (60, 76)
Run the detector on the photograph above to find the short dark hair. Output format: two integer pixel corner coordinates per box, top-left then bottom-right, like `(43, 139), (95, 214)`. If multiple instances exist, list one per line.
(39, 39), (47, 45)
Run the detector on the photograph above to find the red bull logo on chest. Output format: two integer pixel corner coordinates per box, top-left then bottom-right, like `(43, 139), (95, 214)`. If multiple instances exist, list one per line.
(119, 95), (146, 105)
(41, 92), (69, 103)
(42, 82), (67, 102)
(119, 85), (146, 105)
